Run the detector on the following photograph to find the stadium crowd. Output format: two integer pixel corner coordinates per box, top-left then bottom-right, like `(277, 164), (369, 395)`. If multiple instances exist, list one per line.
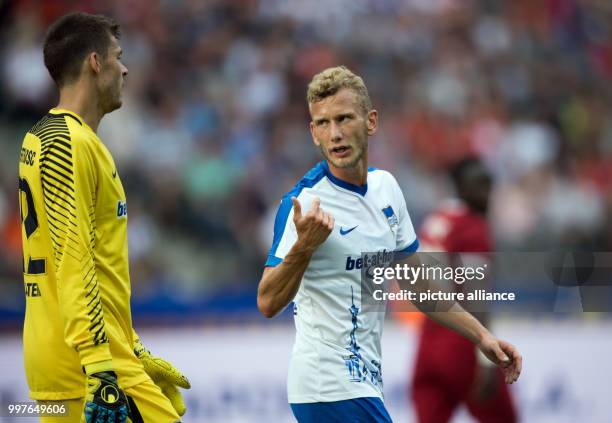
(0, 0), (611, 309)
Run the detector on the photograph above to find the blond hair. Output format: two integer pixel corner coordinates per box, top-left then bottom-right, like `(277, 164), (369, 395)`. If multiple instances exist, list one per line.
(306, 66), (372, 113)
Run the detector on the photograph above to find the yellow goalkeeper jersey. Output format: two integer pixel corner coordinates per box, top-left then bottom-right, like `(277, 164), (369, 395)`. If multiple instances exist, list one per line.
(19, 108), (148, 400)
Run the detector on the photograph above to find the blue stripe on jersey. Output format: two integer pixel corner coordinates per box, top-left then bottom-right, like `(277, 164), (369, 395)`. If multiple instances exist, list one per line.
(398, 238), (420, 253)
(265, 162), (327, 267)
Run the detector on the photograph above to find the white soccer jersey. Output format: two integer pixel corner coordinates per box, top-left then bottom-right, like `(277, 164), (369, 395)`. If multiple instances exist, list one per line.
(266, 161), (419, 403)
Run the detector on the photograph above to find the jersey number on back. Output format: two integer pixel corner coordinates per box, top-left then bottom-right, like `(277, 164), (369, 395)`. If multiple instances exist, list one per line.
(19, 178), (46, 275)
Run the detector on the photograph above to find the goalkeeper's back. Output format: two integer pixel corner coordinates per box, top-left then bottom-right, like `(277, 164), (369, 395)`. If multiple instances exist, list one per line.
(19, 109), (148, 400)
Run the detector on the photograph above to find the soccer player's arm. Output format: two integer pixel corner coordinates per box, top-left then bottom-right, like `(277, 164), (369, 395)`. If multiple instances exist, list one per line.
(42, 135), (133, 420)
(401, 254), (521, 383)
(257, 195), (333, 318)
(40, 134), (113, 374)
(390, 175), (521, 383)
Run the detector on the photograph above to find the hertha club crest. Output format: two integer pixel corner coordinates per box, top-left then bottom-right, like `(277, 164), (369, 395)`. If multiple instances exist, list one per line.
(381, 205), (399, 232)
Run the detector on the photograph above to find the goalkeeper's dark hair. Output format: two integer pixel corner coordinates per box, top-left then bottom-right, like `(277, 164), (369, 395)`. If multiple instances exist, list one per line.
(43, 12), (121, 88)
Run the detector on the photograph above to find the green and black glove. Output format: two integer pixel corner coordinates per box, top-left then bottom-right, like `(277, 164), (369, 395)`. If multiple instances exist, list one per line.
(83, 371), (131, 423)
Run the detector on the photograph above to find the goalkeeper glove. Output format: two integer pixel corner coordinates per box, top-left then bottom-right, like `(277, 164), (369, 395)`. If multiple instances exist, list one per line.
(83, 371), (131, 423)
(134, 339), (191, 416)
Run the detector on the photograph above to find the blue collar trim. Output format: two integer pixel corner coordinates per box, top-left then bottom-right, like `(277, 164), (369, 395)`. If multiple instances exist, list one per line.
(322, 161), (368, 196)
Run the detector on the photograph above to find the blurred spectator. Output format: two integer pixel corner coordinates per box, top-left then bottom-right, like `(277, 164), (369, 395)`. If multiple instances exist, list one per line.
(1, 0), (611, 311)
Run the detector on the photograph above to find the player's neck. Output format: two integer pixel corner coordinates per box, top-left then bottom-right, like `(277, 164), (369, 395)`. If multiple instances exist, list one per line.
(56, 82), (105, 132)
(326, 159), (368, 187)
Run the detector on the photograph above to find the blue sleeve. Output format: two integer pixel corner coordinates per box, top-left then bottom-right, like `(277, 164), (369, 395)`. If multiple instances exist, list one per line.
(398, 238), (420, 253)
(265, 196), (295, 267)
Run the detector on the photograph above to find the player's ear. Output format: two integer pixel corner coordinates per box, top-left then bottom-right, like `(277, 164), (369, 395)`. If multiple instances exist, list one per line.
(366, 109), (378, 136)
(87, 52), (102, 75)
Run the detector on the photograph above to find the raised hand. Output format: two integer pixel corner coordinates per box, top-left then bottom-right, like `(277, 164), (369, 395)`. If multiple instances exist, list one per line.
(291, 196), (334, 251)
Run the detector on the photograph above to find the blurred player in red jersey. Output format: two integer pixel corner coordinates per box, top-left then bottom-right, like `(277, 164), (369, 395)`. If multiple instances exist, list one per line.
(411, 157), (517, 423)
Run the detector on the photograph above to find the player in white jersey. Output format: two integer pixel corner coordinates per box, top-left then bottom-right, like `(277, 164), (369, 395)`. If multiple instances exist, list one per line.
(257, 66), (522, 422)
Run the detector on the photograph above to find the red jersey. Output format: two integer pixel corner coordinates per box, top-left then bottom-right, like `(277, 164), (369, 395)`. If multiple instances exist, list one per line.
(419, 199), (491, 253)
(418, 199), (491, 340)
(412, 200), (516, 423)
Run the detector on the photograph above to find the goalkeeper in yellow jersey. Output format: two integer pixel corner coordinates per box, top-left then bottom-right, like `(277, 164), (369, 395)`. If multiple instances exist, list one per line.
(18, 12), (190, 422)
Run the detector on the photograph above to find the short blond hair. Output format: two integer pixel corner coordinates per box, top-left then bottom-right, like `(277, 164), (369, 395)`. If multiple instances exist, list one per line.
(306, 66), (372, 114)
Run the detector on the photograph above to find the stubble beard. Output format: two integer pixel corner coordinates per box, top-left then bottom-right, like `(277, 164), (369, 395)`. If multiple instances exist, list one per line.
(100, 73), (124, 114)
(320, 134), (368, 169)
(103, 86), (123, 114)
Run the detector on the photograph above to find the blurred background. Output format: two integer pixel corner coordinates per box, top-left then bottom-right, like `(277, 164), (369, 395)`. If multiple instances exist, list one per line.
(0, 0), (611, 422)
